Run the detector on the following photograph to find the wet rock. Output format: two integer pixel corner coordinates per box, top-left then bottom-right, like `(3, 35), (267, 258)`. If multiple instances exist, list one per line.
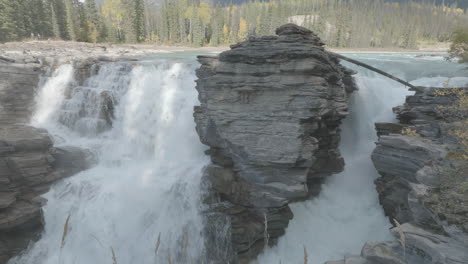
(0, 58), (90, 263)
(332, 87), (468, 264)
(374, 122), (405, 137)
(390, 223), (468, 264)
(372, 87), (468, 232)
(0, 125), (90, 263)
(194, 24), (356, 261)
(50, 146), (94, 175)
(372, 134), (448, 227)
(361, 241), (405, 264)
(99, 91), (115, 127)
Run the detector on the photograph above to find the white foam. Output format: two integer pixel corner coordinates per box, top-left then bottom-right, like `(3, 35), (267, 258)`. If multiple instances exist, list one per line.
(10, 61), (209, 264)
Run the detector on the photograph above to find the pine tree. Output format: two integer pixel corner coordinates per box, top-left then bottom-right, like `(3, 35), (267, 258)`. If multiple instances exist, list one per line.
(29, 0), (54, 38)
(85, 0), (99, 25)
(210, 3), (223, 45)
(0, 0), (16, 41)
(62, 0), (76, 40)
(50, 2), (61, 38)
(6, 0), (32, 39)
(52, 0), (71, 40)
(85, 0), (101, 42)
(76, 2), (89, 42)
(134, 0), (145, 42)
(191, 4), (202, 46)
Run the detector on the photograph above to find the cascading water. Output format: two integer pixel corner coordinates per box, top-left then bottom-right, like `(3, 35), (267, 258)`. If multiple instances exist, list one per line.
(8, 53), (467, 264)
(10, 59), (209, 264)
(257, 53), (468, 263)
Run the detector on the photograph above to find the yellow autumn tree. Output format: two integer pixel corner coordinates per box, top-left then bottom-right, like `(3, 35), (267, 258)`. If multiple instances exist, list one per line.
(238, 18), (248, 40)
(87, 22), (99, 43)
(198, 2), (212, 25)
(223, 24), (229, 43)
(102, 0), (125, 41)
(185, 2), (211, 25)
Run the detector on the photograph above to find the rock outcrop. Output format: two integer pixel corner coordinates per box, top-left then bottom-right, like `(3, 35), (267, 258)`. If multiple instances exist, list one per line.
(0, 58), (91, 263)
(329, 87), (468, 264)
(0, 58), (41, 125)
(194, 24), (357, 261)
(374, 87), (468, 233)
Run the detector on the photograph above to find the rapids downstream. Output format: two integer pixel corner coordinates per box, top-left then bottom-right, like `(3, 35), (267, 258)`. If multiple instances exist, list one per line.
(8, 53), (467, 264)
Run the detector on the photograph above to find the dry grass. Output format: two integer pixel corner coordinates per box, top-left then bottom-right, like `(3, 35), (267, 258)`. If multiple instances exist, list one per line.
(61, 214), (71, 249)
(58, 214), (71, 263)
(155, 232), (161, 256)
(393, 219), (406, 256)
(182, 231), (189, 262)
(434, 86), (468, 160)
(401, 127), (419, 136)
(167, 252), (172, 264)
(303, 246), (308, 264)
(111, 247), (117, 264)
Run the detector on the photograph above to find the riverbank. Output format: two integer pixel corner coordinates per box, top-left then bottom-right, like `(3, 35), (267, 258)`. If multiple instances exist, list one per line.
(0, 40), (449, 62)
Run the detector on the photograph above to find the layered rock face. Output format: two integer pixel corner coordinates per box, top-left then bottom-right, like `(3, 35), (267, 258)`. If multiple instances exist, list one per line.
(194, 24), (356, 261)
(0, 57), (42, 125)
(328, 87), (468, 264)
(0, 58), (90, 263)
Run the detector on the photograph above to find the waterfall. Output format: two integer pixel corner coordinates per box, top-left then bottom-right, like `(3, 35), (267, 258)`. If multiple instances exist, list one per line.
(256, 70), (410, 264)
(31, 65), (74, 127)
(10, 59), (209, 264)
(257, 53), (467, 263)
(9, 53), (467, 264)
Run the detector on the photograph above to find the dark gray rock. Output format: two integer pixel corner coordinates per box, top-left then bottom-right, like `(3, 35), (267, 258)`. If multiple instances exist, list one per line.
(375, 122), (405, 137)
(0, 59), (90, 263)
(372, 87), (468, 233)
(327, 87), (468, 264)
(361, 241), (405, 264)
(333, 87), (468, 264)
(0, 61), (41, 125)
(194, 24), (356, 261)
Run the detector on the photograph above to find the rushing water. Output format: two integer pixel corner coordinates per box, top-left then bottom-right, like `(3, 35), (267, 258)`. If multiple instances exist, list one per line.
(9, 53), (467, 264)
(11, 59), (209, 264)
(257, 53), (468, 264)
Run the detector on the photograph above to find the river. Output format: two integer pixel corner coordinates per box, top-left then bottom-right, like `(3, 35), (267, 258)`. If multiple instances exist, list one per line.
(9, 53), (467, 264)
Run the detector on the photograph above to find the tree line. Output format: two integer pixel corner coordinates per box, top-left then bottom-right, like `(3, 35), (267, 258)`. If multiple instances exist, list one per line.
(1, 0), (468, 49)
(0, 0), (145, 43)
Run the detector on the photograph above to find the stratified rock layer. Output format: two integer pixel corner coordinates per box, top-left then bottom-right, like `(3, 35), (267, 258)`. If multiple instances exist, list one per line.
(194, 24), (356, 261)
(0, 58), (90, 264)
(330, 87), (468, 264)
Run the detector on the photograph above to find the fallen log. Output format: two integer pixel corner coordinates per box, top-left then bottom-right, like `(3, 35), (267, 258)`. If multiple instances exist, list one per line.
(330, 52), (417, 90)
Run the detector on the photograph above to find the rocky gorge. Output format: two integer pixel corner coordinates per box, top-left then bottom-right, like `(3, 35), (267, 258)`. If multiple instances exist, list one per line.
(0, 57), (89, 263)
(0, 44), (150, 263)
(194, 24), (358, 261)
(194, 24), (468, 263)
(326, 87), (468, 263)
(0, 24), (466, 264)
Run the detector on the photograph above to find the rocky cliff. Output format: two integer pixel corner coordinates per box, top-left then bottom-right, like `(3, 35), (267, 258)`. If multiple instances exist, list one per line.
(327, 86), (468, 264)
(194, 24), (357, 261)
(0, 57), (90, 263)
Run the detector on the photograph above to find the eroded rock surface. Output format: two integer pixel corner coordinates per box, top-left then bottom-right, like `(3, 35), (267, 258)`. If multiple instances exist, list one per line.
(0, 58), (91, 263)
(331, 87), (468, 264)
(194, 24), (357, 261)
